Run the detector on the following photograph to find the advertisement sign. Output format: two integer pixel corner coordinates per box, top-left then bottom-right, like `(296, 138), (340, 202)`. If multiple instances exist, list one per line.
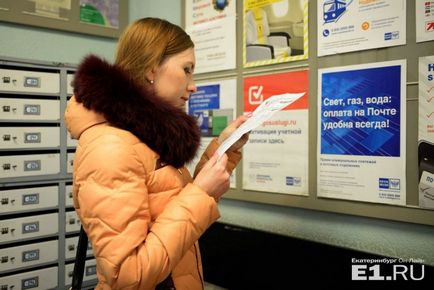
(418, 55), (434, 209)
(185, 0), (236, 73)
(318, 60), (406, 205)
(242, 70), (309, 195)
(243, 0), (308, 67)
(317, 0), (406, 56)
(186, 78), (237, 187)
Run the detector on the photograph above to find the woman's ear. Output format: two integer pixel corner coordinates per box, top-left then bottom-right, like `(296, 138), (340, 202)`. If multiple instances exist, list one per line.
(145, 66), (158, 84)
(145, 71), (154, 83)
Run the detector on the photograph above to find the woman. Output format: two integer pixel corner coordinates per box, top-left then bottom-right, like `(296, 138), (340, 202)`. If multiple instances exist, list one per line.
(65, 17), (248, 289)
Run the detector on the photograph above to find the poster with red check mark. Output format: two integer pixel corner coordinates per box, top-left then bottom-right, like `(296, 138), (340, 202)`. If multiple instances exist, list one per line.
(418, 55), (434, 210)
(242, 70), (309, 195)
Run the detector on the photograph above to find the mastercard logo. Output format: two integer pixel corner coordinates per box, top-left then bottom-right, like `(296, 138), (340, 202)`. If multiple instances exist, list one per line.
(362, 22), (370, 30)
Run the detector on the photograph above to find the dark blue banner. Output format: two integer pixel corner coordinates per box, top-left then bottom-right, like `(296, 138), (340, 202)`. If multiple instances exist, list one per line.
(321, 65), (401, 157)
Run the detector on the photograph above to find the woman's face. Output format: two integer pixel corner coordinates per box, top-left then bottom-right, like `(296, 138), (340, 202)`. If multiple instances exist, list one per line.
(150, 47), (197, 109)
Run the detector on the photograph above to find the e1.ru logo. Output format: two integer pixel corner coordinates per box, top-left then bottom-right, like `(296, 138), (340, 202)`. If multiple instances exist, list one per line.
(352, 264), (424, 281)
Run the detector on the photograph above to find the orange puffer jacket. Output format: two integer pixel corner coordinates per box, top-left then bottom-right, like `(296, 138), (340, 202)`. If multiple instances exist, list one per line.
(64, 56), (241, 290)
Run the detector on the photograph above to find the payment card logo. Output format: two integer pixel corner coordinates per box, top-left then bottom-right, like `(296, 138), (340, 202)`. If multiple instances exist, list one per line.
(379, 178), (400, 190)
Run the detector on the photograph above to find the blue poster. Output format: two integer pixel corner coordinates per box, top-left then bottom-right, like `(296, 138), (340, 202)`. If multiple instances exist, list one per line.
(321, 65), (401, 157)
(188, 84), (220, 135)
(318, 60), (406, 206)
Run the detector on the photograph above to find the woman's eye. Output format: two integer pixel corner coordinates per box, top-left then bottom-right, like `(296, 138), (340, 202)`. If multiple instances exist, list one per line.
(184, 67), (192, 74)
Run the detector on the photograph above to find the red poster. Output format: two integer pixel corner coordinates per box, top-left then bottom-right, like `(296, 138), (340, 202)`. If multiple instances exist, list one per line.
(243, 70), (309, 112)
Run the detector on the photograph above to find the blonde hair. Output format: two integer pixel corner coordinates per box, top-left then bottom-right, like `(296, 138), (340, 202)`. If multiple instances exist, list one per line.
(115, 18), (194, 84)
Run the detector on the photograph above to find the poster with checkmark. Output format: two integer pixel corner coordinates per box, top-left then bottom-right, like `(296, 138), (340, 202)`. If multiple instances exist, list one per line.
(418, 55), (434, 209)
(242, 70), (309, 195)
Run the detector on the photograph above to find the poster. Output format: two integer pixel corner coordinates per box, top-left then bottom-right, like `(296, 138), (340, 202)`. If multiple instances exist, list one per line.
(243, 0), (308, 68)
(185, 0), (236, 74)
(317, 0), (406, 57)
(24, 0), (71, 20)
(186, 78), (237, 187)
(242, 71), (309, 195)
(416, 0), (434, 43)
(79, 0), (119, 28)
(318, 60), (406, 205)
(418, 55), (434, 209)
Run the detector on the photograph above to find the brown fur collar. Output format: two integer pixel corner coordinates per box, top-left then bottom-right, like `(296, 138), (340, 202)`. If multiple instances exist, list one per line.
(72, 54), (200, 168)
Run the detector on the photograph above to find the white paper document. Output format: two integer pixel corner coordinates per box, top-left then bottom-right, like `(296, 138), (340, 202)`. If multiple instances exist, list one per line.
(216, 92), (305, 156)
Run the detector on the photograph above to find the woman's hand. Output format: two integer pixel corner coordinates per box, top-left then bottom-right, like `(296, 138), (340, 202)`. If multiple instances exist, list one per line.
(193, 153), (230, 201)
(217, 115), (250, 152)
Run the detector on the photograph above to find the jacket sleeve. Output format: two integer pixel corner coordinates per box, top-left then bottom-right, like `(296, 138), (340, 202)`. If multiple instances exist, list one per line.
(193, 138), (242, 178)
(74, 135), (219, 289)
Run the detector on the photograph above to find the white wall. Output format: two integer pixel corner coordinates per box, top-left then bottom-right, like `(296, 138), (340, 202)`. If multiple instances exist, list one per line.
(0, 0), (181, 64)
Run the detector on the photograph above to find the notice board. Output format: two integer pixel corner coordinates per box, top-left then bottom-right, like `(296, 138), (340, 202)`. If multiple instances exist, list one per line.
(184, 0), (434, 227)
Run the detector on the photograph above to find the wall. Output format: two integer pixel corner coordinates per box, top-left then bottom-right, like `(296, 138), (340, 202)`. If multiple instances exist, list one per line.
(0, 0), (180, 64)
(1, 0), (433, 269)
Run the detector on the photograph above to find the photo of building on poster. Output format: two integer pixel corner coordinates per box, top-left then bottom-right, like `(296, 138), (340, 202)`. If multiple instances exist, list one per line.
(186, 78), (237, 187)
(418, 55), (434, 209)
(242, 70), (309, 195)
(317, 0), (406, 57)
(243, 0), (308, 68)
(185, 0), (236, 74)
(318, 60), (406, 205)
(416, 0), (434, 43)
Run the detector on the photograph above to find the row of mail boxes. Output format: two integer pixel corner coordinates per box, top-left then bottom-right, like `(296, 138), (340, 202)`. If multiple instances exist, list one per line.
(0, 237), (93, 273)
(0, 211), (82, 244)
(0, 184), (74, 214)
(0, 260), (96, 289)
(0, 127), (77, 149)
(0, 153), (75, 178)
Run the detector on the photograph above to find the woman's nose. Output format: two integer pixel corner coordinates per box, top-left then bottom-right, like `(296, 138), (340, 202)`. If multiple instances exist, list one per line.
(188, 81), (197, 93)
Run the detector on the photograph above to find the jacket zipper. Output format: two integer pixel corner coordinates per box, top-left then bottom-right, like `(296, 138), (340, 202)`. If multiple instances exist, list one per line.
(193, 243), (204, 290)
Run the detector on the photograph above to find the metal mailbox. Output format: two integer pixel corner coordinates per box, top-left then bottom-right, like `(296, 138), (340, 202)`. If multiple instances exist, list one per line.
(0, 127), (60, 149)
(0, 68), (60, 94)
(0, 266), (58, 290)
(0, 98), (60, 121)
(65, 211), (81, 233)
(0, 240), (58, 273)
(0, 153), (60, 178)
(65, 236), (93, 260)
(65, 259), (97, 285)
(0, 185), (58, 214)
(0, 213), (58, 244)
(65, 184), (73, 207)
(67, 152), (74, 173)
